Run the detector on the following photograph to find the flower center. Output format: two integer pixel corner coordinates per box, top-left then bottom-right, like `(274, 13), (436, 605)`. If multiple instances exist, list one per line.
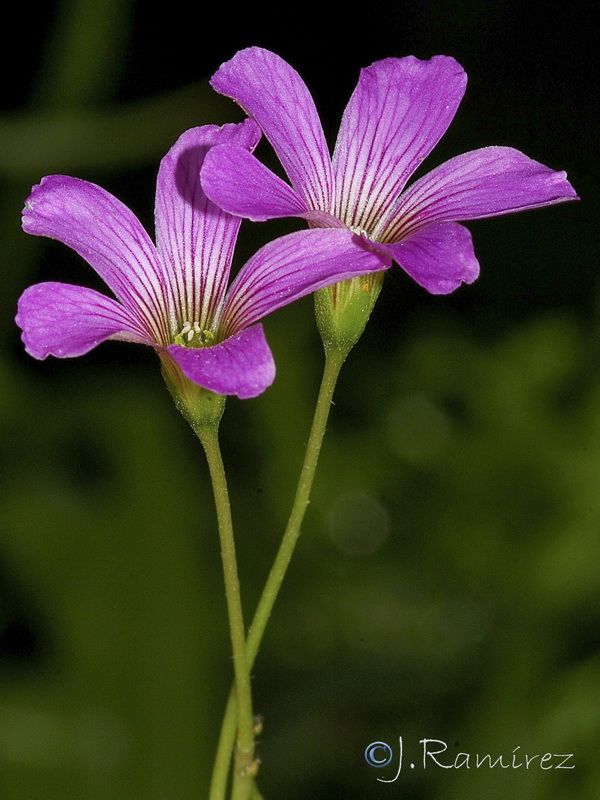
(174, 321), (215, 348)
(348, 223), (367, 236)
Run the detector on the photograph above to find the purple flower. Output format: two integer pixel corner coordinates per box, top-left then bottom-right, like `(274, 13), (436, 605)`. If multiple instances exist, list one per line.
(201, 48), (578, 295)
(16, 122), (389, 399)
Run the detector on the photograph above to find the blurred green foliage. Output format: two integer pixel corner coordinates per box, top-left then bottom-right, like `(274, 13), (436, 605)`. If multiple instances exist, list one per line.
(1, 1), (597, 799)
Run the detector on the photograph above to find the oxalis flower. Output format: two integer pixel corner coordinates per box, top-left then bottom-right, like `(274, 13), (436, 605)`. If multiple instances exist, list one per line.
(16, 122), (389, 402)
(201, 47), (578, 295)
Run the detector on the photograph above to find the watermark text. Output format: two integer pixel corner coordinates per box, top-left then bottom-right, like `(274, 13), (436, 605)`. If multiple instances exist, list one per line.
(364, 737), (574, 783)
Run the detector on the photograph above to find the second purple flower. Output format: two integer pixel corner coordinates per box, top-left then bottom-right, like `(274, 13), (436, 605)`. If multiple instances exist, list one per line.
(201, 47), (578, 295)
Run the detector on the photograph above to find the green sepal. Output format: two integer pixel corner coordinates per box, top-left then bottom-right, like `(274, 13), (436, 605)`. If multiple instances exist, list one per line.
(314, 271), (384, 353)
(159, 352), (226, 431)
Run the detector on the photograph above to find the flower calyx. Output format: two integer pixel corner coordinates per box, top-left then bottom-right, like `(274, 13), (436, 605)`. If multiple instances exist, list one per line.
(314, 270), (384, 354)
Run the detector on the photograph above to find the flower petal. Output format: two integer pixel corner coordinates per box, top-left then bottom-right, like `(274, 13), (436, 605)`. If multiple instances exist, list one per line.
(333, 56), (467, 232)
(210, 47), (334, 213)
(166, 325), (275, 399)
(155, 121), (261, 332)
(16, 282), (151, 359)
(382, 146), (579, 240)
(22, 175), (170, 344)
(381, 221), (479, 294)
(201, 144), (318, 222)
(221, 228), (391, 334)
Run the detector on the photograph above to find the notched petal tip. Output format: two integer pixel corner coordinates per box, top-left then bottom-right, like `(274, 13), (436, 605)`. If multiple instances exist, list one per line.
(216, 116), (262, 151)
(162, 118), (262, 167)
(361, 53), (467, 83)
(21, 175), (65, 233)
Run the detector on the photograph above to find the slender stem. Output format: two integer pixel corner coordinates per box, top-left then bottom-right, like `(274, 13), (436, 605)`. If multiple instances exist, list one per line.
(246, 346), (347, 662)
(250, 783), (265, 800)
(196, 422), (256, 800)
(208, 345), (349, 800)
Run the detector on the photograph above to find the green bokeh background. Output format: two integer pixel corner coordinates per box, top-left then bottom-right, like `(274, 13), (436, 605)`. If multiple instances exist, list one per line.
(1, 1), (597, 798)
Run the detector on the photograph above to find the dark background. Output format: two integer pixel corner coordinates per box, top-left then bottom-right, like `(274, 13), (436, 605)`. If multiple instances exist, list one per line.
(1, 1), (597, 798)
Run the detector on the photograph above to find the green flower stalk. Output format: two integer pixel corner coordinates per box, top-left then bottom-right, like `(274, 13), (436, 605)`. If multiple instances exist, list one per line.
(314, 271), (385, 352)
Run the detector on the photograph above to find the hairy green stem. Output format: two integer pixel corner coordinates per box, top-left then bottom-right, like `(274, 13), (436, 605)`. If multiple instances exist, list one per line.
(208, 345), (349, 800)
(196, 422), (256, 800)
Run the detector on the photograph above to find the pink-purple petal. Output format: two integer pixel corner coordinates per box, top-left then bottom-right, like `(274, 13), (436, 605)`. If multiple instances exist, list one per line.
(16, 282), (151, 359)
(381, 221), (480, 294)
(22, 175), (170, 344)
(210, 47), (334, 214)
(221, 228), (391, 334)
(155, 121), (261, 332)
(166, 325), (275, 399)
(381, 146), (579, 240)
(201, 144), (311, 221)
(333, 55), (467, 232)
